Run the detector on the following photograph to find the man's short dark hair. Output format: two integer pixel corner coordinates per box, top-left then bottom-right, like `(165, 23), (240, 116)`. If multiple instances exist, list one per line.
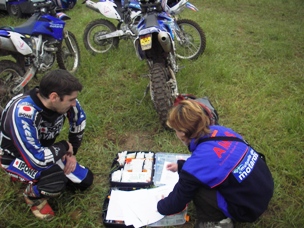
(39, 69), (83, 100)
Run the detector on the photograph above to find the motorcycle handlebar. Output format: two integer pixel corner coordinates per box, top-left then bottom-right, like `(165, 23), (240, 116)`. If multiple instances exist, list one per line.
(32, 0), (53, 9)
(33, 0), (65, 15)
(140, 1), (163, 13)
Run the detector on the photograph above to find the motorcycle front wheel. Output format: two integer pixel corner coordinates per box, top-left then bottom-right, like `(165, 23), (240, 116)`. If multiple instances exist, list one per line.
(7, 4), (23, 18)
(57, 30), (80, 74)
(83, 19), (119, 54)
(150, 63), (175, 129)
(0, 60), (27, 108)
(175, 19), (206, 60)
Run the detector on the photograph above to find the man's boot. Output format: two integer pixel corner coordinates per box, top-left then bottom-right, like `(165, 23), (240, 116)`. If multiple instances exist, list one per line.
(23, 184), (55, 220)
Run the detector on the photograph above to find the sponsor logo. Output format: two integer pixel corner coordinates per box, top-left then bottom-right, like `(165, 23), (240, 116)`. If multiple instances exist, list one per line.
(39, 116), (64, 140)
(53, 146), (60, 157)
(233, 149), (258, 183)
(50, 23), (63, 29)
(13, 158), (38, 179)
(21, 120), (40, 150)
(18, 105), (34, 119)
(40, 127), (48, 133)
(18, 40), (25, 49)
(41, 190), (61, 197)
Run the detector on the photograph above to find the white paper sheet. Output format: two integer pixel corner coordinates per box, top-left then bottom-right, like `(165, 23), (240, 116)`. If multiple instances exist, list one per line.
(125, 188), (164, 227)
(159, 161), (179, 185)
(106, 190), (125, 221)
(105, 185), (176, 227)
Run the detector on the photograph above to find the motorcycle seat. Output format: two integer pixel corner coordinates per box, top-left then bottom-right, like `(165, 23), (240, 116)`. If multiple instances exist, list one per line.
(145, 14), (158, 28)
(12, 14), (40, 35)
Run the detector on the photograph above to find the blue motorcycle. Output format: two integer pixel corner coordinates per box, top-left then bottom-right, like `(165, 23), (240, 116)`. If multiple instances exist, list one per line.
(0, 0), (77, 18)
(83, 0), (205, 60)
(133, 0), (179, 128)
(0, 0), (80, 108)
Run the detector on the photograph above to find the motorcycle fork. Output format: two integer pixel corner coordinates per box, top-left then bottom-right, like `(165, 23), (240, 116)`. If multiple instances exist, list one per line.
(63, 31), (76, 56)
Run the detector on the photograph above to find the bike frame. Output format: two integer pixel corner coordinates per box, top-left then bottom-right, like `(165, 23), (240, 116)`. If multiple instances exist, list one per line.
(0, 9), (71, 93)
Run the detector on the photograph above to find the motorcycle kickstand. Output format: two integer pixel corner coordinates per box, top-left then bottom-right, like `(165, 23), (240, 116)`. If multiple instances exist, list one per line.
(138, 83), (150, 105)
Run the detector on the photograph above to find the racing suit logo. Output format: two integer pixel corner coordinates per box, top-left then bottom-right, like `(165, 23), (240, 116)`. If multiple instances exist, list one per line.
(233, 149), (258, 183)
(13, 158), (38, 179)
(18, 105), (34, 119)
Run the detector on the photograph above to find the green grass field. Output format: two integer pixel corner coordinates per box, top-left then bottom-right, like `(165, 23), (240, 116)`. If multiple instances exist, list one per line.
(0, 0), (303, 227)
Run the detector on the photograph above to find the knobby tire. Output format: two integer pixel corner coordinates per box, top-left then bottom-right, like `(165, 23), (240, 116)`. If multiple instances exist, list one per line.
(57, 30), (80, 74)
(176, 19), (206, 60)
(83, 19), (119, 55)
(150, 63), (174, 129)
(0, 60), (27, 108)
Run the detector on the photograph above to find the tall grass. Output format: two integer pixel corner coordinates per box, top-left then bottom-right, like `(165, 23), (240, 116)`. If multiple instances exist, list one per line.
(0, 0), (303, 227)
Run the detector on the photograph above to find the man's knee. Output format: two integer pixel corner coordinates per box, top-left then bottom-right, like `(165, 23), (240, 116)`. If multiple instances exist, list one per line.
(78, 168), (94, 191)
(37, 165), (68, 197)
(68, 168), (94, 191)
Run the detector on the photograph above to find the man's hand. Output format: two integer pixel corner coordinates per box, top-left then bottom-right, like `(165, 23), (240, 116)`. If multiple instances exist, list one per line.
(62, 141), (77, 174)
(62, 154), (77, 175)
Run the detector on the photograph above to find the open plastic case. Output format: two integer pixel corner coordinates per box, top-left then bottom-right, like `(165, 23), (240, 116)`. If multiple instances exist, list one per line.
(109, 151), (155, 189)
(102, 151), (191, 227)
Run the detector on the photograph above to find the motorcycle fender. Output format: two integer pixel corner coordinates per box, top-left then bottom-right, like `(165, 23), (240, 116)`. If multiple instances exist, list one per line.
(138, 27), (159, 36)
(8, 31), (32, 55)
(185, 2), (198, 11)
(169, 0), (198, 13)
(96, 1), (121, 20)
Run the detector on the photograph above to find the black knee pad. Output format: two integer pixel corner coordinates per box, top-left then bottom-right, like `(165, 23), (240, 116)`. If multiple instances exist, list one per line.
(67, 168), (94, 192)
(80, 168), (94, 190)
(37, 165), (68, 197)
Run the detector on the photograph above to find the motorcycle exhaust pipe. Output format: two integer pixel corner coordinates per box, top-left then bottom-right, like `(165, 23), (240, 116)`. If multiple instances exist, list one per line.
(158, 31), (172, 53)
(12, 65), (37, 94)
(0, 36), (17, 53)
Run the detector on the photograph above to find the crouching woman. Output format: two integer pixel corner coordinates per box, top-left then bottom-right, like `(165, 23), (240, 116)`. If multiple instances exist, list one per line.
(157, 100), (274, 228)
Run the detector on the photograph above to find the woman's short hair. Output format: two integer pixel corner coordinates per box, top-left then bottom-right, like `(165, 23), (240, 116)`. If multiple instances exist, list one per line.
(167, 100), (210, 139)
(39, 69), (82, 100)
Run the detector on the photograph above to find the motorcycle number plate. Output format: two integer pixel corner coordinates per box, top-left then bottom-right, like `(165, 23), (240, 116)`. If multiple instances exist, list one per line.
(140, 34), (152, 50)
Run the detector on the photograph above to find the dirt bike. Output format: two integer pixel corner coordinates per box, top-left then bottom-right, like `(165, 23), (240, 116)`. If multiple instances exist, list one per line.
(133, 0), (179, 128)
(83, 0), (206, 60)
(0, 0), (80, 108)
(1, 0), (77, 18)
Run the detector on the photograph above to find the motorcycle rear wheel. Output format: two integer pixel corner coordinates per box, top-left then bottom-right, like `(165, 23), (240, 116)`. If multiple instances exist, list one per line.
(0, 60), (27, 108)
(83, 19), (119, 54)
(57, 30), (80, 74)
(175, 19), (206, 60)
(150, 63), (175, 129)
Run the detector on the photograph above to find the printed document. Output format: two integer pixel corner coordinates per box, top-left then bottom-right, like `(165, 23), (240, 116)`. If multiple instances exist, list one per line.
(106, 184), (175, 227)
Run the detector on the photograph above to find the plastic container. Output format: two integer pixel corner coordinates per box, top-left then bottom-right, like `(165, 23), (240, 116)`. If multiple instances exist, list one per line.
(148, 152), (191, 226)
(153, 152), (190, 186)
(109, 151), (155, 189)
(148, 209), (189, 227)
